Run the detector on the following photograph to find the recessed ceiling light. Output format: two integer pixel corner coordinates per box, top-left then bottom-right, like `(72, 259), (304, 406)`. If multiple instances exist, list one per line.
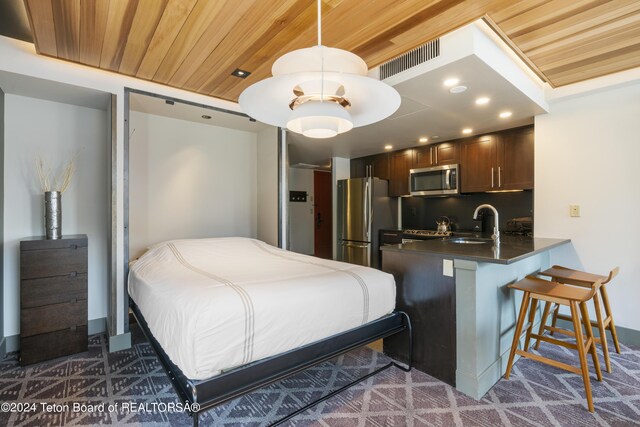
(462, 128), (473, 135)
(202, 114), (212, 119)
(449, 85), (467, 94)
(384, 145), (393, 150)
(418, 137), (428, 143)
(475, 97), (490, 105)
(443, 78), (460, 87)
(499, 111), (513, 118)
(231, 68), (251, 78)
(431, 135), (439, 139)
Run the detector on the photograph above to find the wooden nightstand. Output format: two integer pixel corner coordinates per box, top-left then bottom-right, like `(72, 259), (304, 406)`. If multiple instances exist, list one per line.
(19, 234), (88, 365)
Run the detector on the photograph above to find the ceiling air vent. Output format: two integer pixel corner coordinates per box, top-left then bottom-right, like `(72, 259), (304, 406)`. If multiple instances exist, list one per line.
(379, 38), (440, 80)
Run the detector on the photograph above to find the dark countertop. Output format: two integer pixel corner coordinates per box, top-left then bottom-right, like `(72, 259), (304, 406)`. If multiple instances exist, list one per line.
(381, 235), (570, 265)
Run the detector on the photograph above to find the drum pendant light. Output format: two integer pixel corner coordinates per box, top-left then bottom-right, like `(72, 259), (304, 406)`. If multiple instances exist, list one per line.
(239, 0), (400, 139)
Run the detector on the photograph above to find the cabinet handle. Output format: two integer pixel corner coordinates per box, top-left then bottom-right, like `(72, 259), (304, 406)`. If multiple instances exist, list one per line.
(383, 233), (399, 237)
(435, 148), (438, 165)
(430, 147), (433, 165)
(491, 167), (494, 188)
(498, 166), (502, 187)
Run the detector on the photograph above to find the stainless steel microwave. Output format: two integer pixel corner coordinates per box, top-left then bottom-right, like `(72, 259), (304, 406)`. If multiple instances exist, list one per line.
(409, 164), (459, 196)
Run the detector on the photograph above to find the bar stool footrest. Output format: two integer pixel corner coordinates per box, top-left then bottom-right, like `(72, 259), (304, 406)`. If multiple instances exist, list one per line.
(515, 349), (582, 375)
(531, 333), (578, 350)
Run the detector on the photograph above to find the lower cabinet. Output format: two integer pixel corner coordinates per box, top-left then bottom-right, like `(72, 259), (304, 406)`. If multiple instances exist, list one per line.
(382, 250), (456, 386)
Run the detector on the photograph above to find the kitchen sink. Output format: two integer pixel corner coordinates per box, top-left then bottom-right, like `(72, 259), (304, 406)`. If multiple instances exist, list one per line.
(445, 237), (493, 244)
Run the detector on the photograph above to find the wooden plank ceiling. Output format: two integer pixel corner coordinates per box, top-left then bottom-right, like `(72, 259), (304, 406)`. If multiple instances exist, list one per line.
(23, 0), (640, 102)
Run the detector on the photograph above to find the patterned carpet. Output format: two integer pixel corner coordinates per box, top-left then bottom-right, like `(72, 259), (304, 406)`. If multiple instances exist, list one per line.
(1, 325), (639, 426)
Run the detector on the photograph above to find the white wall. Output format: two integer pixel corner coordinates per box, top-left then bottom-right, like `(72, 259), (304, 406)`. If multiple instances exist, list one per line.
(257, 127), (278, 246)
(129, 111), (257, 259)
(535, 81), (640, 331)
(3, 94), (108, 336)
(288, 168), (314, 255)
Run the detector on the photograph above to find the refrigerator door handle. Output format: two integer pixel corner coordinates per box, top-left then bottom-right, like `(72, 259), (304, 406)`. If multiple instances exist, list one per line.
(364, 178), (370, 240)
(341, 242), (370, 249)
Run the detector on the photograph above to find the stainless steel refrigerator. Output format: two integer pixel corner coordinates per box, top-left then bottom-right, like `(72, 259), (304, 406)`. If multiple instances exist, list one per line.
(337, 177), (398, 268)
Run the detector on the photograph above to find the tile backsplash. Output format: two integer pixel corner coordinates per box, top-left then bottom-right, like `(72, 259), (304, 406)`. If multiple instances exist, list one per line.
(402, 191), (533, 232)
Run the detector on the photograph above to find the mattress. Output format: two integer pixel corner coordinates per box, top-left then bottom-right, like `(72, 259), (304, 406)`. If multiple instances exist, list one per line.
(128, 237), (396, 380)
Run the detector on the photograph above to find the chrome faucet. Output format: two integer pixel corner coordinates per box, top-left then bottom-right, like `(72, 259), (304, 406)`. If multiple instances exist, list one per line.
(473, 204), (500, 244)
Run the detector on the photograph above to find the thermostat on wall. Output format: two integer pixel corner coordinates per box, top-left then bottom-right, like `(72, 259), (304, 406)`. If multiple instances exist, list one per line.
(289, 191), (307, 202)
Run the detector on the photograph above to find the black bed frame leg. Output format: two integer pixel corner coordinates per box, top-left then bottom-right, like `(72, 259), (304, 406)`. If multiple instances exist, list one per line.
(392, 311), (413, 372)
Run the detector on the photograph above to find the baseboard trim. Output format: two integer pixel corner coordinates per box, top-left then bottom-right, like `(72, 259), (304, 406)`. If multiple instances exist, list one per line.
(5, 335), (19, 353)
(556, 319), (640, 347)
(88, 317), (107, 335)
(108, 332), (131, 353)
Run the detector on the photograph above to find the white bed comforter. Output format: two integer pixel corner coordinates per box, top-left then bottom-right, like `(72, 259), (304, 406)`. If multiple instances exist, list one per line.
(128, 237), (396, 380)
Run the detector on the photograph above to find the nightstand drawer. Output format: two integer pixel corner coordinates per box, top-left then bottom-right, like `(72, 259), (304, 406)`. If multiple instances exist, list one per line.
(21, 273), (87, 308)
(21, 300), (87, 337)
(20, 246), (88, 279)
(20, 326), (88, 366)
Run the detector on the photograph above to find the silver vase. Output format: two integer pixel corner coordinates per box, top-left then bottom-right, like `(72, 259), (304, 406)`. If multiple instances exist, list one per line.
(45, 191), (62, 239)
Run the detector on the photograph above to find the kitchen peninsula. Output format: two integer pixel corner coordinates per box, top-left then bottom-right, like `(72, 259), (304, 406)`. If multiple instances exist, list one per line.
(381, 235), (570, 399)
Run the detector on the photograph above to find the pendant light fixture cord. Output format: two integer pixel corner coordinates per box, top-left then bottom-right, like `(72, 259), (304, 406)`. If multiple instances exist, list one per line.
(317, 0), (322, 46)
(318, 0), (324, 102)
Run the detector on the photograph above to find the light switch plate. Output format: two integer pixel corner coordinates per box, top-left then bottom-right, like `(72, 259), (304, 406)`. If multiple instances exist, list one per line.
(569, 205), (580, 217)
(443, 259), (454, 277)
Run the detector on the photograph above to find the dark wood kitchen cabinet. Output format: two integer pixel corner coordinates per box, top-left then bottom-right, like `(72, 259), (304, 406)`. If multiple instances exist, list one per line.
(389, 149), (413, 196)
(412, 142), (459, 169)
(461, 125), (534, 192)
(350, 153), (389, 180)
(461, 134), (498, 192)
(500, 126), (534, 190)
(20, 235), (88, 365)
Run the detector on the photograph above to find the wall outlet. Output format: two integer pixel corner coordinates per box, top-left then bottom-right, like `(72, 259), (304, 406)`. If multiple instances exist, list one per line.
(443, 259), (454, 277)
(569, 205), (580, 217)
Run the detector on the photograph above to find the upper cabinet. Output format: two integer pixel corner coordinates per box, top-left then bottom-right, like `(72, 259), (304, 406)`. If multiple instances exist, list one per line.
(460, 126), (534, 193)
(350, 153), (389, 180)
(389, 149), (413, 197)
(350, 125), (533, 196)
(461, 135), (499, 193)
(500, 127), (534, 190)
(412, 142), (459, 169)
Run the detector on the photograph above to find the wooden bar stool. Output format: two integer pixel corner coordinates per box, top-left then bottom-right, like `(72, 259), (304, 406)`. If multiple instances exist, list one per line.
(505, 275), (603, 413)
(534, 266), (620, 374)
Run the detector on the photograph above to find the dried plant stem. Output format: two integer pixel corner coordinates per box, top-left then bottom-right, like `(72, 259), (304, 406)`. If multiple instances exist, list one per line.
(36, 156), (51, 192)
(57, 158), (76, 193)
(35, 155), (76, 193)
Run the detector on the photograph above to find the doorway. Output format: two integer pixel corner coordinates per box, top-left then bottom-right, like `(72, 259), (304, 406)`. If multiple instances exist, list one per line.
(313, 170), (332, 259)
